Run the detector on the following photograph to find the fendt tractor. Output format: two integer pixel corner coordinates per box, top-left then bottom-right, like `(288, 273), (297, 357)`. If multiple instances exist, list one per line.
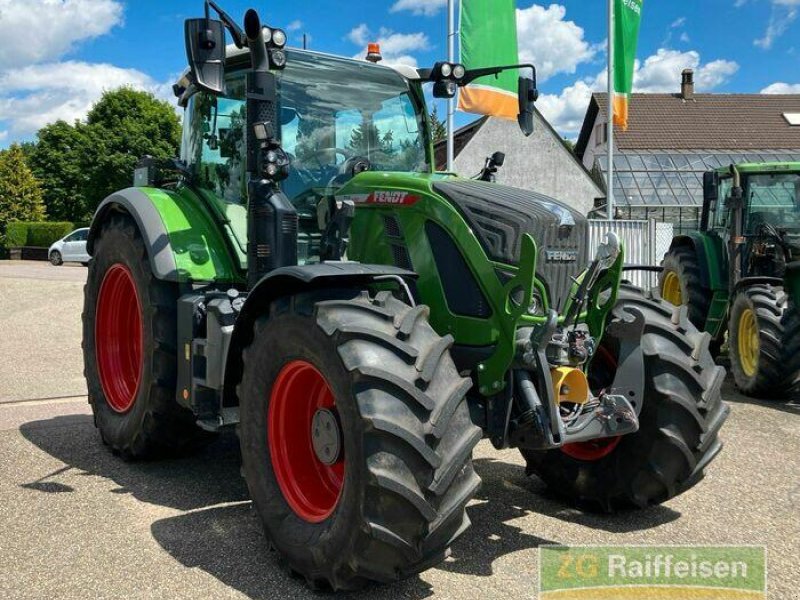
(83, 1), (729, 590)
(661, 162), (800, 398)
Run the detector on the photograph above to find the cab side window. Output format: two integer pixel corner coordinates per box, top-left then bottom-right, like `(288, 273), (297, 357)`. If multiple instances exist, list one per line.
(713, 178), (732, 230)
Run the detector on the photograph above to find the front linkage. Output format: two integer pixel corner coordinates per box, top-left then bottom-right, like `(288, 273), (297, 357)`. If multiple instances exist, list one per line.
(478, 232), (641, 453)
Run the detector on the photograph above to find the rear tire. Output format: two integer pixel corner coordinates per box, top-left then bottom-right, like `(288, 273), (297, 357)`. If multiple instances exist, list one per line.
(49, 250), (63, 266)
(238, 290), (481, 590)
(82, 213), (205, 459)
(660, 245), (709, 330)
(729, 285), (800, 397)
(522, 285), (729, 512)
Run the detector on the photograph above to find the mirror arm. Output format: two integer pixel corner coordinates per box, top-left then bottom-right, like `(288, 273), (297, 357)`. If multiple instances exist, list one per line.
(461, 63), (537, 88)
(206, 0), (246, 47)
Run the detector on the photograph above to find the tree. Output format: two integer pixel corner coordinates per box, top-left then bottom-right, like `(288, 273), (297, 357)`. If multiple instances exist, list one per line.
(29, 120), (91, 222)
(28, 88), (182, 221)
(0, 144), (46, 248)
(81, 88), (181, 211)
(429, 106), (447, 143)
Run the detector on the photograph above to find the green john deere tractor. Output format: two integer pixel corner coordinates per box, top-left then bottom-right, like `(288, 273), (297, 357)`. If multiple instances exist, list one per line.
(661, 162), (800, 398)
(83, 1), (728, 590)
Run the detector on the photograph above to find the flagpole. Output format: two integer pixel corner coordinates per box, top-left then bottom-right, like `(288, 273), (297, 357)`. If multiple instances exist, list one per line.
(447, 0), (456, 172)
(607, 0), (615, 220)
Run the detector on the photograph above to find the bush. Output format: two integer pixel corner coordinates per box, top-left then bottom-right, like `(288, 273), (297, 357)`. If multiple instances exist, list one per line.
(5, 221), (76, 248)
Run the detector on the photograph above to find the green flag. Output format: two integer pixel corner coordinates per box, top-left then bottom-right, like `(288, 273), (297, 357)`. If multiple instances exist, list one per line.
(613, 0), (644, 130)
(458, 0), (519, 119)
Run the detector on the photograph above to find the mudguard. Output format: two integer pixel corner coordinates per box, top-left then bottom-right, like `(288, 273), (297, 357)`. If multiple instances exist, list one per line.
(87, 187), (241, 283)
(222, 262), (417, 407)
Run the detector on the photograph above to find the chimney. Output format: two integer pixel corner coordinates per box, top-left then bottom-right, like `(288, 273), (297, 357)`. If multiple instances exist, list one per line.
(681, 69), (695, 100)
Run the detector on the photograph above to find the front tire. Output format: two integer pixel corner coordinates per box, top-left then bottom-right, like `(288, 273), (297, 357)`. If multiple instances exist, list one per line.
(49, 250), (63, 266)
(238, 290), (481, 590)
(82, 214), (204, 459)
(729, 285), (800, 397)
(522, 285), (729, 512)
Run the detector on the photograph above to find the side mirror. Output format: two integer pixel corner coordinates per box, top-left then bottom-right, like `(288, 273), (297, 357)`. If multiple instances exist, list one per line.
(703, 171), (719, 203)
(491, 151), (506, 167)
(518, 77), (537, 137)
(185, 18), (226, 94)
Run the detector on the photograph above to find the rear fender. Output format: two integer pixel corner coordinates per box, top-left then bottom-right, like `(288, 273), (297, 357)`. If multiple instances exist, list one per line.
(222, 263), (417, 407)
(87, 187), (241, 283)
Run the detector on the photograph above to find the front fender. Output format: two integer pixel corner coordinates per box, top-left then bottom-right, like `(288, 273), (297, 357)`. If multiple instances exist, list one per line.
(87, 187), (241, 283)
(222, 263), (417, 407)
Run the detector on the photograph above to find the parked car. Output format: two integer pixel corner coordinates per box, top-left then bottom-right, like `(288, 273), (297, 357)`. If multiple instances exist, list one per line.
(49, 228), (90, 266)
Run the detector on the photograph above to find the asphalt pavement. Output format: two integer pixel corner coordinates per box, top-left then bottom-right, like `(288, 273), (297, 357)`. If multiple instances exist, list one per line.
(1, 260), (798, 600)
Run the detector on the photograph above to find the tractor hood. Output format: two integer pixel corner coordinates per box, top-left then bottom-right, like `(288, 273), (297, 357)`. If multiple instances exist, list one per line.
(432, 179), (589, 309)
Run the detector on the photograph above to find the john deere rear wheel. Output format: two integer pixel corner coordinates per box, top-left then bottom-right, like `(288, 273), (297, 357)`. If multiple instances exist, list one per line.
(729, 285), (800, 397)
(83, 213), (204, 459)
(660, 245), (709, 330)
(238, 290), (481, 591)
(522, 285), (729, 512)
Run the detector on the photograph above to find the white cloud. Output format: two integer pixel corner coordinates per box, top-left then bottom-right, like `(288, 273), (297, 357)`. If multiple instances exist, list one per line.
(537, 80), (596, 135)
(0, 130), (7, 142)
(390, 0), (447, 17)
(0, 61), (171, 136)
(761, 82), (800, 93)
(286, 20), (303, 32)
(754, 0), (800, 49)
(516, 4), (596, 81)
(347, 24), (429, 68)
(629, 49), (738, 93)
(538, 49), (739, 135)
(347, 24), (370, 46)
(0, 0), (124, 68)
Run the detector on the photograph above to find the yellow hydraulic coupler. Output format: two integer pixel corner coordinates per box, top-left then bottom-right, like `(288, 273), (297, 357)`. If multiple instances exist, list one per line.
(550, 367), (590, 406)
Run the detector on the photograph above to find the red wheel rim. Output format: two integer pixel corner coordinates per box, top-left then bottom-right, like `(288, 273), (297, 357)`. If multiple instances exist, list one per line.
(560, 346), (622, 462)
(95, 264), (143, 414)
(268, 360), (344, 523)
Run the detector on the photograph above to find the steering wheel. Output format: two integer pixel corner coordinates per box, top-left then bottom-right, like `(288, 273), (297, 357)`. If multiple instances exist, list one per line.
(327, 156), (372, 191)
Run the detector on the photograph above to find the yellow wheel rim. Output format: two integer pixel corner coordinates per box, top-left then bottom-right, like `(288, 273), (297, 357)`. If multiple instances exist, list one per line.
(737, 308), (760, 378)
(662, 271), (683, 306)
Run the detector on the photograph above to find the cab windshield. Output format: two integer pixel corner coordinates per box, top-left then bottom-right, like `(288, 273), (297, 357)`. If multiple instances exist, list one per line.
(278, 50), (430, 204)
(746, 172), (800, 232)
(181, 50), (430, 208)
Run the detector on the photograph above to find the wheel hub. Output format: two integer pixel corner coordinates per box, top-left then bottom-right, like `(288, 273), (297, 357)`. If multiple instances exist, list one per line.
(661, 270), (683, 306)
(268, 360), (345, 523)
(95, 263), (143, 413)
(311, 408), (342, 465)
(738, 307), (760, 377)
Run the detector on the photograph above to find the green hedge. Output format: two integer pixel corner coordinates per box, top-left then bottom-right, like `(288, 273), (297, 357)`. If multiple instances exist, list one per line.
(5, 222), (77, 248)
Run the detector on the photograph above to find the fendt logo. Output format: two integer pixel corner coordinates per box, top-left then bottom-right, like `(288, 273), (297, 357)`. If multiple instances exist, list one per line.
(337, 192), (420, 206)
(368, 191), (420, 205)
(545, 249), (579, 263)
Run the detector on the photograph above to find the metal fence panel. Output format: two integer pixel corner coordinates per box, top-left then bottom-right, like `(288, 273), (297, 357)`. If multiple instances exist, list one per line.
(588, 220), (673, 289)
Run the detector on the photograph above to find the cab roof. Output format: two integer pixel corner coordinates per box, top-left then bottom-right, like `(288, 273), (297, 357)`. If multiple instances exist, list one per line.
(716, 161), (800, 176)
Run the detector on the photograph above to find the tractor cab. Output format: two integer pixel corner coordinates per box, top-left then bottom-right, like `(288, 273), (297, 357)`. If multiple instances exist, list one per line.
(702, 163), (800, 280)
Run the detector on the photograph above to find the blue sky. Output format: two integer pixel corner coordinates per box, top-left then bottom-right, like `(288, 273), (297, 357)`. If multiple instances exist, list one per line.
(1, 0), (799, 148)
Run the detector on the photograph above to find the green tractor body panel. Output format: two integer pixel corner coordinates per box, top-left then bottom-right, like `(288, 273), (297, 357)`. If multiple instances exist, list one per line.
(341, 170), (623, 393)
(139, 186), (244, 283)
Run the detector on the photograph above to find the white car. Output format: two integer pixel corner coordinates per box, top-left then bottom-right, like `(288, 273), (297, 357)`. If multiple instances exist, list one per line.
(49, 228), (90, 266)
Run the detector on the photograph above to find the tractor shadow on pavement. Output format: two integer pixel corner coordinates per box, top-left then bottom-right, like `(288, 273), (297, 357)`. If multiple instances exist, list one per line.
(19, 415), (681, 599)
(442, 456), (681, 578)
(719, 380), (800, 414)
(19, 415), (249, 511)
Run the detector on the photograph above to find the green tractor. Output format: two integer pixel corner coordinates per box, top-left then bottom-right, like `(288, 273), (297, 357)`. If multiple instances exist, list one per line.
(661, 162), (800, 397)
(82, 1), (728, 590)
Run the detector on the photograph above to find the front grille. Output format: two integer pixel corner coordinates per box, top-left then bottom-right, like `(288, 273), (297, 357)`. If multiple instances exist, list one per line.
(433, 179), (588, 309)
